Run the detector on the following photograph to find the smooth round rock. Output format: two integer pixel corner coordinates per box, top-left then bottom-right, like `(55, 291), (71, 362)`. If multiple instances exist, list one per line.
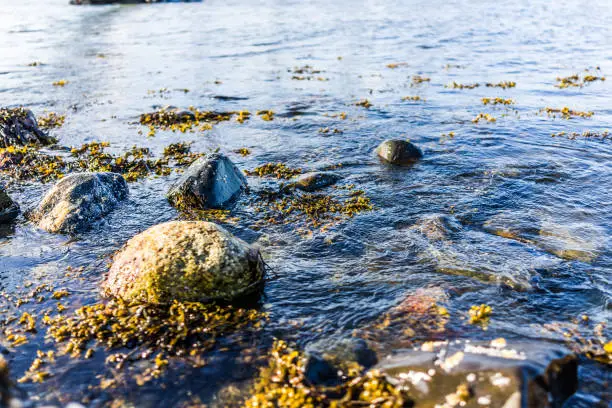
(287, 172), (341, 192)
(29, 172), (128, 234)
(103, 221), (265, 304)
(376, 139), (422, 165)
(167, 153), (247, 210)
(0, 188), (19, 223)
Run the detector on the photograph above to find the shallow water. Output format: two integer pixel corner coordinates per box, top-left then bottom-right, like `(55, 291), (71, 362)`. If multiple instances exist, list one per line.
(0, 0), (611, 406)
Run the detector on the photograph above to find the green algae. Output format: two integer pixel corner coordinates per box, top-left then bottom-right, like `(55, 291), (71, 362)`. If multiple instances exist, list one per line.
(246, 162), (303, 179)
(14, 299), (267, 387)
(245, 340), (411, 408)
(0, 141), (203, 184)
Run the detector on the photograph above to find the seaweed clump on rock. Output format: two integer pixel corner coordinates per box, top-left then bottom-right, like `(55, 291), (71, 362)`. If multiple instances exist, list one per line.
(0, 107), (56, 148)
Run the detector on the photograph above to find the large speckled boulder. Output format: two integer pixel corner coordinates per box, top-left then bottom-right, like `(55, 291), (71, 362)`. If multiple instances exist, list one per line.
(376, 139), (422, 165)
(29, 172), (128, 234)
(0, 107), (55, 148)
(103, 221), (265, 304)
(167, 153), (247, 210)
(377, 340), (577, 407)
(0, 188), (19, 223)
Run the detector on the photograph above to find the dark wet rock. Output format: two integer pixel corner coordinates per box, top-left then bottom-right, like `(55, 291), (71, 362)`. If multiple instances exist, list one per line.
(167, 153), (247, 210)
(28, 172), (128, 234)
(0, 188), (19, 223)
(103, 221), (265, 304)
(377, 339), (578, 408)
(376, 139), (422, 165)
(283, 172), (341, 192)
(305, 337), (378, 386)
(0, 107), (55, 148)
(484, 211), (604, 262)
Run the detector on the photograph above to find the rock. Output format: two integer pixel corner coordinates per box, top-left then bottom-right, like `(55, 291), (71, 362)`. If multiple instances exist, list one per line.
(0, 107), (55, 148)
(0, 188), (19, 223)
(377, 339), (578, 408)
(484, 211), (604, 262)
(28, 172), (128, 234)
(305, 337), (377, 386)
(376, 139), (422, 165)
(103, 221), (265, 304)
(409, 214), (461, 241)
(167, 153), (247, 210)
(0, 355), (10, 407)
(284, 172), (341, 192)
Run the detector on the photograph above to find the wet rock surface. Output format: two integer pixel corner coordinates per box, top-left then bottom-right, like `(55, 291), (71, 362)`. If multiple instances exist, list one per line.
(304, 337), (378, 385)
(0, 108), (55, 148)
(0, 188), (19, 223)
(377, 339), (578, 408)
(103, 221), (265, 304)
(376, 139), (423, 165)
(28, 172), (128, 234)
(285, 172), (342, 192)
(167, 153), (247, 210)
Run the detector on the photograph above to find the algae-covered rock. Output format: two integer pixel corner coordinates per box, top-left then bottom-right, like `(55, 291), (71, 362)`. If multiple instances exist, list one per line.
(103, 221), (265, 304)
(378, 339), (578, 408)
(167, 153), (247, 210)
(0, 107), (55, 148)
(376, 139), (422, 165)
(284, 172), (341, 192)
(0, 355), (10, 407)
(29, 172), (128, 234)
(0, 188), (19, 223)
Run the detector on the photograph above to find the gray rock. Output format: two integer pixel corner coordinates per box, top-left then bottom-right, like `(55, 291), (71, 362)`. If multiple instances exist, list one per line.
(285, 172), (342, 192)
(376, 139), (422, 165)
(29, 172), (128, 234)
(103, 221), (265, 304)
(305, 337), (377, 385)
(0, 107), (55, 148)
(167, 153), (247, 210)
(0, 188), (19, 223)
(377, 339), (577, 408)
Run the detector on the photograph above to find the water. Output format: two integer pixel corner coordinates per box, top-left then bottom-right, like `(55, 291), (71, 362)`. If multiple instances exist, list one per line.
(0, 0), (611, 406)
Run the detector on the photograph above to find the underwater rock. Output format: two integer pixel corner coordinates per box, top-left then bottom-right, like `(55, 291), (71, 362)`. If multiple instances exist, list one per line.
(484, 211), (604, 262)
(0, 188), (19, 223)
(103, 221), (265, 304)
(304, 337), (378, 385)
(167, 153), (247, 210)
(29, 172), (128, 234)
(378, 339), (578, 408)
(409, 213), (462, 241)
(284, 172), (341, 192)
(0, 107), (55, 148)
(376, 139), (422, 165)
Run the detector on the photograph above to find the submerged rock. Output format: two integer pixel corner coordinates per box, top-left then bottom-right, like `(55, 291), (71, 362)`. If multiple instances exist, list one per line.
(167, 153), (247, 210)
(0, 188), (19, 223)
(378, 339), (578, 407)
(0, 107), (55, 148)
(376, 139), (422, 165)
(484, 211), (604, 262)
(409, 213), (462, 241)
(29, 172), (128, 234)
(103, 221), (265, 304)
(304, 337), (378, 385)
(284, 172), (341, 192)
